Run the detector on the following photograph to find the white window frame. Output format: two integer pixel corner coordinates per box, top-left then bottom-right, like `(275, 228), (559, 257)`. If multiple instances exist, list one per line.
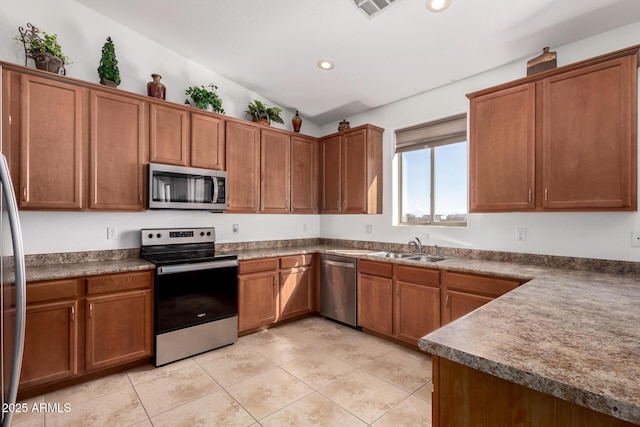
(395, 113), (468, 227)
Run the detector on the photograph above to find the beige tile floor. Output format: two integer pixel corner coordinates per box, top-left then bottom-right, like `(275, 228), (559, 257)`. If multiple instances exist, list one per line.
(11, 316), (433, 427)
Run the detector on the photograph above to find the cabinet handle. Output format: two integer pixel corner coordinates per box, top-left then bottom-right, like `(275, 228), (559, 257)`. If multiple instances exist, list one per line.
(396, 286), (399, 297)
(387, 283), (391, 294)
(544, 188), (548, 202)
(446, 294), (450, 308)
(139, 194), (143, 205)
(528, 189), (532, 203)
(22, 187), (26, 201)
(273, 276), (277, 285)
(89, 303), (93, 319)
(343, 200), (347, 210)
(336, 200), (341, 210)
(70, 306), (75, 321)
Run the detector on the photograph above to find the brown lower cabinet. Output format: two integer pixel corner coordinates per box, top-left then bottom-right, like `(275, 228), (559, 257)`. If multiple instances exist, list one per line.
(433, 356), (636, 426)
(357, 260), (440, 345)
(238, 255), (314, 333)
(441, 271), (521, 325)
(18, 271), (153, 394)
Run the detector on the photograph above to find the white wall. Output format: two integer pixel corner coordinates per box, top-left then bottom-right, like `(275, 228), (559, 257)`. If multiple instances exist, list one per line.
(0, 0), (321, 254)
(319, 21), (640, 262)
(2, 2), (640, 261)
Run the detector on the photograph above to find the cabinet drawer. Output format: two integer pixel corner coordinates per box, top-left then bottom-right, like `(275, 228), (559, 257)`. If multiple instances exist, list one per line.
(396, 265), (440, 287)
(358, 260), (393, 278)
(443, 271), (520, 298)
(25, 279), (80, 305)
(280, 254), (313, 269)
(239, 258), (279, 275)
(86, 271), (153, 296)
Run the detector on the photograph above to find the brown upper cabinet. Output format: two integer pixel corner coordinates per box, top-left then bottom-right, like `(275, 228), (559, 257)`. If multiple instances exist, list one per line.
(4, 64), (146, 212)
(227, 122), (318, 214)
(89, 90), (146, 210)
(319, 124), (384, 214)
(225, 120), (261, 212)
(469, 46), (638, 212)
(149, 103), (225, 170)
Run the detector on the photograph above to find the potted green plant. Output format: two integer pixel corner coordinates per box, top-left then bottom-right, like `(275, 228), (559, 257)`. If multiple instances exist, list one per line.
(16, 23), (71, 75)
(245, 100), (284, 126)
(97, 37), (121, 87)
(184, 84), (225, 113)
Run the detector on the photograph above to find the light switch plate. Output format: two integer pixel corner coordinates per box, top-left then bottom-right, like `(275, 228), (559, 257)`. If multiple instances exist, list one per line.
(515, 228), (527, 241)
(631, 231), (640, 247)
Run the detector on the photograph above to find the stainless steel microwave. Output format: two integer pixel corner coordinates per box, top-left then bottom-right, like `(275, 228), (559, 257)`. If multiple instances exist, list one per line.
(148, 163), (227, 211)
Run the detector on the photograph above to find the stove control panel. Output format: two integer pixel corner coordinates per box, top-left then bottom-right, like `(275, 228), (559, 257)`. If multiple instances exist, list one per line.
(141, 227), (215, 246)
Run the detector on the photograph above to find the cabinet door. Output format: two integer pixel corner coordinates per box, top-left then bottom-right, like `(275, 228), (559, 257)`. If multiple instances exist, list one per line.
(86, 289), (152, 371)
(280, 267), (313, 320)
(319, 135), (342, 213)
(238, 271), (278, 331)
(149, 103), (188, 166)
(342, 129), (368, 214)
(357, 273), (393, 335)
(442, 290), (492, 325)
(394, 281), (440, 345)
(191, 112), (225, 170)
(19, 74), (84, 209)
(19, 300), (78, 388)
(291, 136), (317, 213)
(260, 129), (290, 212)
(89, 90), (146, 210)
(226, 121), (260, 212)
(469, 83), (536, 211)
(542, 56), (637, 210)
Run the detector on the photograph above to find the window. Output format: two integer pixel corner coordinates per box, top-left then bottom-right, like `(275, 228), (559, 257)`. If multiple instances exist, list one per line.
(395, 114), (468, 226)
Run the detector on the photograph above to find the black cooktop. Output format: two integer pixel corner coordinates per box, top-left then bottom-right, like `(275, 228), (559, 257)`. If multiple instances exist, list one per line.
(141, 249), (237, 266)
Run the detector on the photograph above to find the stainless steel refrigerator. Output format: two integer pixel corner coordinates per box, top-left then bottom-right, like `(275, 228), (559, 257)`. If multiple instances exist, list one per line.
(1, 65), (27, 427)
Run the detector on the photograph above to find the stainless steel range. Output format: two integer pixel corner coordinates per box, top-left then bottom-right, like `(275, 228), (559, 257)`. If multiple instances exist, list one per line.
(140, 227), (238, 366)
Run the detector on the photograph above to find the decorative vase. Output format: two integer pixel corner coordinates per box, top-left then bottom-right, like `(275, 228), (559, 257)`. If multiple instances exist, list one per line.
(338, 119), (350, 131)
(32, 51), (64, 75)
(100, 78), (118, 88)
(292, 110), (302, 132)
(147, 74), (166, 99)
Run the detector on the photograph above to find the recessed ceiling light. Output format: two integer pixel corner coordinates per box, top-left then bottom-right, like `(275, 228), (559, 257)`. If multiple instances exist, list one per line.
(426, 0), (451, 12)
(318, 60), (335, 70)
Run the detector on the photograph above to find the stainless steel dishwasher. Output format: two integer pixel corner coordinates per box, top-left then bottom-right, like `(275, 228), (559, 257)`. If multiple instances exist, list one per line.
(320, 254), (358, 327)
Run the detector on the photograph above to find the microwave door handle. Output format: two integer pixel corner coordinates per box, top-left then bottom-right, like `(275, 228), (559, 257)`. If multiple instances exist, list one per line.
(212, 177), (219, 204)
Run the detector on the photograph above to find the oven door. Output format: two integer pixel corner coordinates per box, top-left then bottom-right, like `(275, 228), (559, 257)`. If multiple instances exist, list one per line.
(155, 260), (238, 335)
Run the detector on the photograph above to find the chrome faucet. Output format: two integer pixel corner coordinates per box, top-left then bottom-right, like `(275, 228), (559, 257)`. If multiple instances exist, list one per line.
(408, 237), (423, 254)
(434, 244), (441, 257)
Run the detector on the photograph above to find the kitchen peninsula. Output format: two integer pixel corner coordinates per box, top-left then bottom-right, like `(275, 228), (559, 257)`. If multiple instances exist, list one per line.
(419, 263), (640, 426)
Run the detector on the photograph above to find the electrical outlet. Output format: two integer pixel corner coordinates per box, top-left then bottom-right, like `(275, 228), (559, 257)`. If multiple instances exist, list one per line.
(107, 227), (118, 240)
(515, 228), (527, 241)
(632, 231), (640, 247)
(365, 224), (373, 234)
(232, 224), (239, 234)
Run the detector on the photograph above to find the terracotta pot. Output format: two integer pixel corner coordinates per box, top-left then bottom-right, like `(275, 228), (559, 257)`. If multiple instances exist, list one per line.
(252, 118), (270, 126)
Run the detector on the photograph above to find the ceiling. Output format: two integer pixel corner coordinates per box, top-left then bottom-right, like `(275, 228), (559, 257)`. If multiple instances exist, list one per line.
(76, 0), (640, 126)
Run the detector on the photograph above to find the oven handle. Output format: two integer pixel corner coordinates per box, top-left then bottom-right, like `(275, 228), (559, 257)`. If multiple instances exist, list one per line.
(157, 259), (238, 275)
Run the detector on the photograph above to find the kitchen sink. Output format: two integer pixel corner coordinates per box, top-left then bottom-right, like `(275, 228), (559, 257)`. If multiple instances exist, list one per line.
(368, 251), (415, 259)
(368, 252), (446, 262)
(407, 255), (445, 262)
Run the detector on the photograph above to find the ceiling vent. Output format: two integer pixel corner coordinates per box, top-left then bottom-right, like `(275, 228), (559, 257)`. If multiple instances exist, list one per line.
(353, 0), (398, 18)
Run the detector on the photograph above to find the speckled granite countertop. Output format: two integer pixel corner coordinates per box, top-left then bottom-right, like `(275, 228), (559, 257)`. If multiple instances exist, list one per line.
(418, 268), (640, 424)
(23, 258), (154, 282)
(20, 243), (640, 423)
